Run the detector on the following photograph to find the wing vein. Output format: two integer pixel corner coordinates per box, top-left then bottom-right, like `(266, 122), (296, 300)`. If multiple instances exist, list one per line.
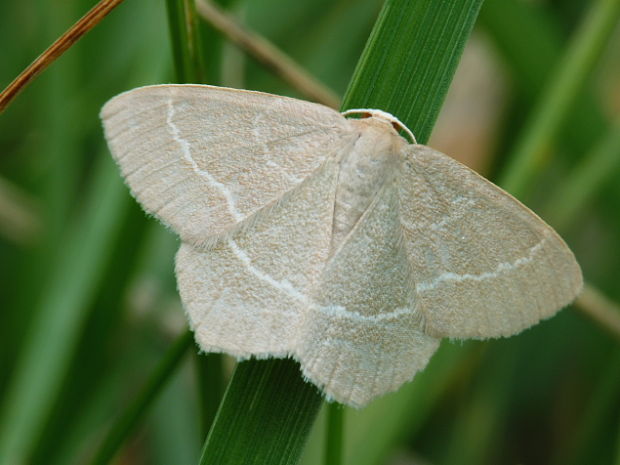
(415, 232), (551, 292)
(226, 238), (310, 304)
(166, 95), (242, 221)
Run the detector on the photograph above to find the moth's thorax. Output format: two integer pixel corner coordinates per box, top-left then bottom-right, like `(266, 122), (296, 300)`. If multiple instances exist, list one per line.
(330, 117), (407, 252)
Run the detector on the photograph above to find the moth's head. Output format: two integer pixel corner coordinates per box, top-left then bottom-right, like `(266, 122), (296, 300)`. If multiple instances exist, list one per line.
(342, 109), (416, 144)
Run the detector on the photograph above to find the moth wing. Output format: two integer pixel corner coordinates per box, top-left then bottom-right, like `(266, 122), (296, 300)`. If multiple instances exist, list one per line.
(101, 84), (354, 247)
(175, 158), (340, 357)
(399, 145), (582, 339)
(296, 182), (439, 407)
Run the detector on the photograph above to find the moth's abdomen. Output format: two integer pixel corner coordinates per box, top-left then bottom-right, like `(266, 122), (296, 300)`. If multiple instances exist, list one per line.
(330, 120), (405, 253)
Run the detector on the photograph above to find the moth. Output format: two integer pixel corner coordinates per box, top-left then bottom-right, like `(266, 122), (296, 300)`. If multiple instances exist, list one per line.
(101, 84), (582, 407)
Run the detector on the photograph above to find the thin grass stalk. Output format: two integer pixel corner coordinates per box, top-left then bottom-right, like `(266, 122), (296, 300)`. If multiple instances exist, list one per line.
(543, 117), (620, 231)
(0, 0), (125, 113)
(574, 284), (620, 340)
(616, 421), (620, 465)
(551, 349), (620, 465)
(479, 0), (608, 152)
(439, 342), (518, 464)
(195, 0), (340, 108)
(0, 174), (40, 244)
(89, 331), (195, 465)
(498, 0), (620, 197)
(166, 0), (187, 81)
(194, 351), (225, 438)
(345, 343), (485, 465)
(166, 0), (225, 438)
(324, 403), (344, 465)
(0, 155), (128, 465)
(166, 0), (207, 83)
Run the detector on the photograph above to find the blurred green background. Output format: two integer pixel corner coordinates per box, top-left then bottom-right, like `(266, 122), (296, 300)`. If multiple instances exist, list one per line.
(1, 0), (619, 464)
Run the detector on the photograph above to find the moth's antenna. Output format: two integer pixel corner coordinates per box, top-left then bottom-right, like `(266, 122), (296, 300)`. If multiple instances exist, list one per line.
(342, 108), (417, 144)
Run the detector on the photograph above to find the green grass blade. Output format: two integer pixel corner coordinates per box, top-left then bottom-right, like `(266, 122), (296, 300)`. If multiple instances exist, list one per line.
(166, 0), (225, 441)
(198, 359), (323, 465)
(339, 0), (484, 462)
(166, 0), (187, 80)
(0, 154), (129, 465)
(324, 403), (344, 465)
(342, 0), (485, 142)
(194, 352), (225, 438)
(89, 330), (194, 465)
(166, 0), (207, 83)
(543, 117), (620, 231)
(479, 0), (564, 101)
(199, 1), (484, 464)
(498, 0), (620, 197)
(616, 418), (620, 465)
(479, 0), (609, 170)
(2, 0), (619, 463)
(345, 343), (480, 465)
(551, 349), (620, 465)
(438, 342), (518, 465)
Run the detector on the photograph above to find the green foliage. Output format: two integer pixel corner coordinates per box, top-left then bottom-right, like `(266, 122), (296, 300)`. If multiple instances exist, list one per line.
(497, 0), (620, 197)
(342, 0), (484, 142)
(0, 0), (619, 464)
(199, 359), (323, 465)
